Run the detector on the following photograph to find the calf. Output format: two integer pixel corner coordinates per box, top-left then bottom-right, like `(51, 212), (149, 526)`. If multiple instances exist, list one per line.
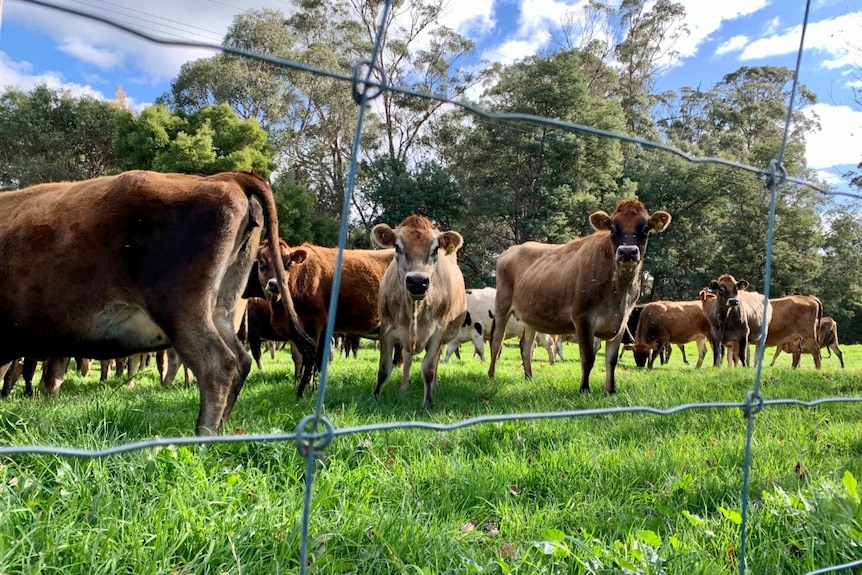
(488, 200), (671, 393)
(764, 295), (822, 368)
(627, 300), (712, 369)
(253, 240), (394, 397)
(819, 316), (845, 368)
(0, 170), (312, 435)
(704, 275), (773, 367)
(372, 215), (467, 407)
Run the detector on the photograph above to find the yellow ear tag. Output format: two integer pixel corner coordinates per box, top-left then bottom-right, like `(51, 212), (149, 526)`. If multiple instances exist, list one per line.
(445, 243), (456, 256)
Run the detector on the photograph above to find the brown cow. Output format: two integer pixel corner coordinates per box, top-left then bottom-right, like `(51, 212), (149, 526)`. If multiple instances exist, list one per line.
(699, 290), (739, 366)
(253, 239), (394, 397)
(488, 200), (671, 393)
(818, 316), (845, 368)
(763, 295), (822, 368)
(627, 300), (712, 369)
(0, 170), (312, 435)
(371, 215), (467, 407)
(704, 275), (773, 367)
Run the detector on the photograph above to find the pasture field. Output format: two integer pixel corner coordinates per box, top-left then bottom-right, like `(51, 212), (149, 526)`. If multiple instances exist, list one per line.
(0, 340), (860, 574)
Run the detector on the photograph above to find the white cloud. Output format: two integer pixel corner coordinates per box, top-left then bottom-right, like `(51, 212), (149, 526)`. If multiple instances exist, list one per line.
(0, 50), (104, 99)
(739, 10), (862, 70)
(58, 39), (125, 70)
(674, 0), (771, 59)
(716, 35), (749, 56)
(439, 1), (495, 38)
(803, 103), (862, 169)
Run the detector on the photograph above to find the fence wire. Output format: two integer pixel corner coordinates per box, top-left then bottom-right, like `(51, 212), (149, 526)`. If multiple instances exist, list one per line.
(6, 0), (862, 574)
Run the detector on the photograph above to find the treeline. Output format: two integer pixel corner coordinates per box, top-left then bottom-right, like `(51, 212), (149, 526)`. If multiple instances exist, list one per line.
(2, 0), (862, 342)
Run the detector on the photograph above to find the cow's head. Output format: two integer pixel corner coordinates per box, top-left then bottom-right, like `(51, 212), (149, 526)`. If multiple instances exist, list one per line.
(371, 215), (463, 301)
(707, 274), (749, 310)
(589, 200), (671, 267)
(255, 239), (309, 300)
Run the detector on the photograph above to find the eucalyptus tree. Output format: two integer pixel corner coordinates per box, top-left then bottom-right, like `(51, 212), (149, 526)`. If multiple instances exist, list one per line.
(433, 49), (628, 284)
(813, 205), (862, 343)
(645, 65), (825, 300)
(0, 85), (123, 189)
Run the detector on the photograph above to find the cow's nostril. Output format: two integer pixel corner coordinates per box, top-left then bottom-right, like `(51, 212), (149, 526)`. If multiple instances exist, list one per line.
(265, 278), (279, 294)
(405, 274), (430, 297)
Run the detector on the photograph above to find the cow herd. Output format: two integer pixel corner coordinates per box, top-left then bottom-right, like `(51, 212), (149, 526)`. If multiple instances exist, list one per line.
(0, 171), (847, 435)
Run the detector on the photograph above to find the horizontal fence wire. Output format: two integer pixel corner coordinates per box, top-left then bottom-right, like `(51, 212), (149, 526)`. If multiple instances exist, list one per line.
(7, 1), (862, 574)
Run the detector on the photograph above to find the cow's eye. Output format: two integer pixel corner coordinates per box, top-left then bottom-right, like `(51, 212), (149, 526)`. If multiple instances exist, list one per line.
(258, 258), (268, 270)
(431, 245), (440, 258)
(609, 223), (619, 234)
(394, 244), (403, 255)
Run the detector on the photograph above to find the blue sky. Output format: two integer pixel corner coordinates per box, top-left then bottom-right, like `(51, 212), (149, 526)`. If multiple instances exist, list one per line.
(1, 0), (861, 191)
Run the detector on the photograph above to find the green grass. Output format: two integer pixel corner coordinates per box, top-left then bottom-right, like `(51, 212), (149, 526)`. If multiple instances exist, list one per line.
(0, 340), (860, 574)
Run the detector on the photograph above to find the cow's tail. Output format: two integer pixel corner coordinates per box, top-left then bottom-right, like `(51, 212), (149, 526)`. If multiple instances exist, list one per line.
(241, 173), (317, 365)
(814, 296), (823, 348)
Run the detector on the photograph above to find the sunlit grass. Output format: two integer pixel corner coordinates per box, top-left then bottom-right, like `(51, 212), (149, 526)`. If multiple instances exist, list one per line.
(0, 340), (860, 574)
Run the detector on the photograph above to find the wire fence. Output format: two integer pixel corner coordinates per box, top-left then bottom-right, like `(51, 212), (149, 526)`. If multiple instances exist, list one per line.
(5, 0), (862, 574)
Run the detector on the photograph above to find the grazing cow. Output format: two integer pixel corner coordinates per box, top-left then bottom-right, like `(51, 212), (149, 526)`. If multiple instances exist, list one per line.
(704, 275), (773, 367)
(371, 215), (467, 407)
(763, 295), (822, 368)
(253, 239), (394, 397)
(818, 316), (845, 368)
(0, 170), (313, 435)
(442, 287), (555, 364)
(488, 200), (672, 393)
(626, 300), (712, 369)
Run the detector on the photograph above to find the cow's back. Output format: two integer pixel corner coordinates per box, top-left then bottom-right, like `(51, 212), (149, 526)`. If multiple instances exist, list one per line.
(738, 291), (772, 343)
(0, 172), (252, 361)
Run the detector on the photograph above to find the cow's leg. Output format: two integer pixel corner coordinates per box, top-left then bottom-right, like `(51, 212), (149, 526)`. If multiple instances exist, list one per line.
(738, 337), (749, 367)
(99, 359), (112, 382)
(487, 310), (512, 378)
(289, 341), (302, 381)
(420, 331), (445, 407)
(810, 339), (822, 369)
(711, 333), (724, 368)
(399, 348), (413, 393)
(540, 334), (555, 365)
(0, 359), (22, 398)
(769, 345), (783, 366)
(442, 341), (458, 364)
(248, 330), (264, 371)
(160, 348), (184, 387)
(831, 343), (845, 368)
(678, 345), (688, 365)
(647, 343), (660, 369)
(77, 357), (91, 378)
(576, 326), (598, 393)
(214, 309), (253, 424)
(603, 333), (623, 395)
(41, 357), (70, 398)
(0, 361), (12, 397)
(695, 338), (707, 369)
(374, 329), (396, 401)
(21, 358), (38, 397)
(471, 330), (486, 363)
(520, 325), (538, 379)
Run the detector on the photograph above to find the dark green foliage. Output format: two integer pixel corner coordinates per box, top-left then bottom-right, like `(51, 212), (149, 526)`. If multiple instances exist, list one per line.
(0, 85), (123, 189)
(115, 103), (275, 176)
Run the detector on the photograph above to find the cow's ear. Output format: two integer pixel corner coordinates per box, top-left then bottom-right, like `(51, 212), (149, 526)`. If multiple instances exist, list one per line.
(737, 279), (750, 291)
(699, 289), (708, 301)
(589, 211), (612, 231)
(708, 280), (719, 291)
(371, 224), (396, 248)
(290, 248), (308, 266)
(648, 211), (672, 233)
(439, 231), (464, 255)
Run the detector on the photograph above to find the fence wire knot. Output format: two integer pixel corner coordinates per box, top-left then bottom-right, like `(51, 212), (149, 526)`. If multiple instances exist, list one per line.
(295, 414), (335, 458)
(742, 390), (764, 419)
(352, 60), (386, 104)
(766, 159), (788, 190)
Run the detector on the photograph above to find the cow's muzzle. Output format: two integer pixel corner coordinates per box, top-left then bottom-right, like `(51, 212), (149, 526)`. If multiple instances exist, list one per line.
(265, 278), (280, 294)
(405, 273), (430, 300)
(726, 297), (740, 307)
(615, 245), (641, 263)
